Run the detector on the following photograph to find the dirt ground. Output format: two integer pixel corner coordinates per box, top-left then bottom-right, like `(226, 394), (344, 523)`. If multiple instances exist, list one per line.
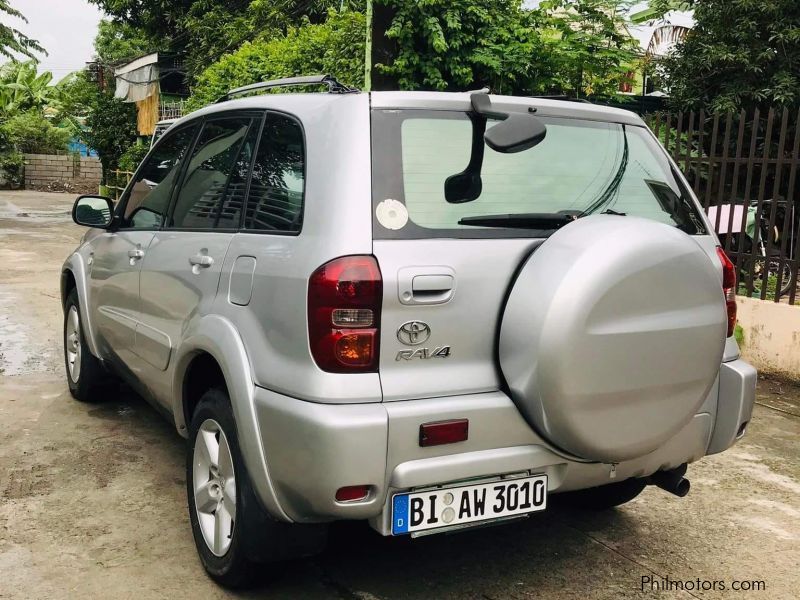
(1, 190), (798, 599)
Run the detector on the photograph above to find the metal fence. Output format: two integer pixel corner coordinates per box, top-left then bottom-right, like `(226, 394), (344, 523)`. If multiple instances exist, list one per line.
(645, 108), (800, 304)
(159, 101), (186, 121)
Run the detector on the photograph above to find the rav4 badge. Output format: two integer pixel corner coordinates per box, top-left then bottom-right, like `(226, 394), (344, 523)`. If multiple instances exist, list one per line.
(396, 346), (452, 361)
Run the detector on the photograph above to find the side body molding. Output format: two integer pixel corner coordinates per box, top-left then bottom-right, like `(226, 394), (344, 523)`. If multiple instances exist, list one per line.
(171, 314), (290, 522)
(61, 252), (101, 358)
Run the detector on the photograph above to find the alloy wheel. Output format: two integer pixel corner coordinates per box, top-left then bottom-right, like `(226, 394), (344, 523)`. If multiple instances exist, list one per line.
(66, 306), (82, 382)
(193, 418), (237, 556)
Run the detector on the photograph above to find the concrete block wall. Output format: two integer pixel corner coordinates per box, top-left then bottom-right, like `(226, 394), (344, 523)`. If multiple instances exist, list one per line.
(737, 296), (800, 380)
(23, 154), (101, 189)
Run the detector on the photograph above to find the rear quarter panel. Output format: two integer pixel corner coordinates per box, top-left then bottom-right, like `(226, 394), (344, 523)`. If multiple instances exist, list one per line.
(213, 93), (382, 403)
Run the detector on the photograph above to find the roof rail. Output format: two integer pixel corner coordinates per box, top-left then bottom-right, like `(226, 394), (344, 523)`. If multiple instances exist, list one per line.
(216, 74), (358, 103)
(529, 95), (594, 104)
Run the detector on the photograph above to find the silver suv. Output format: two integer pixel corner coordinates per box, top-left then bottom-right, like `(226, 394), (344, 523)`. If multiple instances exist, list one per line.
(62, 75), (757, 588)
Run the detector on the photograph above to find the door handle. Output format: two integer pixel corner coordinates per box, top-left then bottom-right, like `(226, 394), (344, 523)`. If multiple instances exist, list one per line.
(189, 255), (214, 268)
(398, 267), (456, 305)
(128, 248), (144, 260)
(411, 274), (454, 303)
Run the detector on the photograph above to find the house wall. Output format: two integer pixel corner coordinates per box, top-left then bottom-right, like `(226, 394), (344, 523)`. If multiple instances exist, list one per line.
(736, 296), (800, 380)
(24, 154), (102, 190)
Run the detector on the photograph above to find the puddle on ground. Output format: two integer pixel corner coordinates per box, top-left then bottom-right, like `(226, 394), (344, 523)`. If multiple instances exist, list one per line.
(0, 290), (49, 376)
(0, 200), (71, 224)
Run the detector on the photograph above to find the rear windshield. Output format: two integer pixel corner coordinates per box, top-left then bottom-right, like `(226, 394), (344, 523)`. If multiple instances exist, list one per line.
(371, 109), (706, 239)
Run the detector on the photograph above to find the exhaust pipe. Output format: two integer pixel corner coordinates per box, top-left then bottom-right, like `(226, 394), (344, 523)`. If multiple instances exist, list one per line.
(648, 463), (690, 497)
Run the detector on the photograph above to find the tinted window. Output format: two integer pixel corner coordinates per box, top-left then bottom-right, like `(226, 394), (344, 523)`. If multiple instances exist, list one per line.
(122, 124), (196, 229)
(169, 116), (253, 229)
(371, 110), (706, 238)
(215, 119), (259, 229)
(243, 113), (304, 233)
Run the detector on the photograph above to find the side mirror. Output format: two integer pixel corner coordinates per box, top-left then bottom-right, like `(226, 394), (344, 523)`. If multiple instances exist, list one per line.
(72, 195), (114, 228)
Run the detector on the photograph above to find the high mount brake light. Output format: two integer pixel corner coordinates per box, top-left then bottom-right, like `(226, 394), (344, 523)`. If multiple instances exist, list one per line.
(716, 247), (737, 338)
(308, 256), (382, 373)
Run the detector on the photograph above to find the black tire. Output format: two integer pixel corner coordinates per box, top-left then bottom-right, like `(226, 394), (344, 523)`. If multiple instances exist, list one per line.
(63, 288), (108, 402)
(556, 478), (647, 510)
(186, 388), (326, 589)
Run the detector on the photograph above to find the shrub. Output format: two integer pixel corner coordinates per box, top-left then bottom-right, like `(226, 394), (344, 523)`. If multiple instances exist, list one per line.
(118, 141), (150, 172)
(0, 111), (70, 154)
(188, 10), (365, 110)
(0, 150), (24, 188)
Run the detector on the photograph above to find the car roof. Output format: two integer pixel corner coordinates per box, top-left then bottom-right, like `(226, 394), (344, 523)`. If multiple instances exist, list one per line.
(370, 91), (646, 126)
(174, 90), (646, 128)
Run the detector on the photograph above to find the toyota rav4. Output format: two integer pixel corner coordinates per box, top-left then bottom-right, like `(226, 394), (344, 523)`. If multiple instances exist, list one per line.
(61, 75), (757, 588)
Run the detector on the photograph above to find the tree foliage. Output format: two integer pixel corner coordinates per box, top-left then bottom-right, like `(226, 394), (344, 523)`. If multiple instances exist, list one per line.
(118, 140), (149, 171)
(375, 0), (534, 91)
(87, 0), (193, 39)
(661, 0), (800, 111)
(0, 61), (57, 117)
(541, 1), (640, 97)
(375, 0), (639, 96)
(93, 20), (162, 64)
(90, 0), (354, 78)
(0, 0), (44, 60)
(84, 89), (138, 177)
(188, 10), (365, 109)
(183, 1), (354, 77)
(0, 110), (70, 153)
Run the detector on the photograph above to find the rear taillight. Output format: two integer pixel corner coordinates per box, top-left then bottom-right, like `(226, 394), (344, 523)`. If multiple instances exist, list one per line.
(716, 247), (737, 337)
(308, 256), (382, 372)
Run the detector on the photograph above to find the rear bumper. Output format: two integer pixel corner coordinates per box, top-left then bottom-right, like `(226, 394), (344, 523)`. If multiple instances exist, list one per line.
(250, 358), (756, 528)
(706, 358), (757, 454)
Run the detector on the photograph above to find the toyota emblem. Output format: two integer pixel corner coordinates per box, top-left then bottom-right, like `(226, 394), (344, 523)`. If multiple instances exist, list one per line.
(397, 321), (431, 346)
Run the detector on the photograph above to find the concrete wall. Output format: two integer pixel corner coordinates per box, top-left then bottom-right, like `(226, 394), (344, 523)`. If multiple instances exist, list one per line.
(23, 154), (101, 189)
(737, 296), (800, 379)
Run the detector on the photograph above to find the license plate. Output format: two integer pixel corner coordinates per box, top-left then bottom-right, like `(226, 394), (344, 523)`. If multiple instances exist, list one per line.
(391, 474), (547, 535)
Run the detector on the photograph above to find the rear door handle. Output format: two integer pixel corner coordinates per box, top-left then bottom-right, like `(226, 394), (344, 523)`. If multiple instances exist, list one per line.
(412, 275), (454, 302)
(189, 255), (214, 268)
(128, 248), (144, 260)
(398, 267), (456, 305)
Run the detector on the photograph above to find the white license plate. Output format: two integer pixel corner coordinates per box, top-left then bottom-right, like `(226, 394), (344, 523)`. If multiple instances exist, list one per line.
(391, 474), (547, 535)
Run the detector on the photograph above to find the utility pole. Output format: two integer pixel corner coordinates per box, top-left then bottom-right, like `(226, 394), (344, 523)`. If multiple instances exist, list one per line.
(364, 0), (373, 91)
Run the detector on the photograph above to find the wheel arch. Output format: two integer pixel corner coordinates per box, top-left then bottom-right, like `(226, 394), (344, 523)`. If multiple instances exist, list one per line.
(173, 314), (290, 522)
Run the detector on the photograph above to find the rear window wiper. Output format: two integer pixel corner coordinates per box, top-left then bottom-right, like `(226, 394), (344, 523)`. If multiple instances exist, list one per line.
(458, 213), (576, 230)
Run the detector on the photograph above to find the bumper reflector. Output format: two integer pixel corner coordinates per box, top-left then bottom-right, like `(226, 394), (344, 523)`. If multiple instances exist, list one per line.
(335, 485), (370, 502)
(419, 419), (469, 447)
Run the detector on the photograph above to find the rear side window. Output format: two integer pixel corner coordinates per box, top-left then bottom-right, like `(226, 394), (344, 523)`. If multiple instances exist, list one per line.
(169, 116), (253, 229)
(243, 113), (305, 233)
(121, 124), (196, 229)
(371, 109), (706, 239)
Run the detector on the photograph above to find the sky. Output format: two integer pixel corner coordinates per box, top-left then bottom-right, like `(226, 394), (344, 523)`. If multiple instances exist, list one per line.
(5, 0), (104, 82)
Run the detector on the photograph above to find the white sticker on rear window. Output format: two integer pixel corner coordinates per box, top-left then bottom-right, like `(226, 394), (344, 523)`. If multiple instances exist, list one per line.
(376, 198), (409, 230)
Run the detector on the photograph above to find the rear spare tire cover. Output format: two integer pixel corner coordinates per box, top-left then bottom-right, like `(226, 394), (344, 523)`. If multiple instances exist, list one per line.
(499, 215), (726, 463)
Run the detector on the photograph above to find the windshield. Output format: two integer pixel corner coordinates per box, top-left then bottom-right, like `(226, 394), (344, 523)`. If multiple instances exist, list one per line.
(371, 109), (706, 239)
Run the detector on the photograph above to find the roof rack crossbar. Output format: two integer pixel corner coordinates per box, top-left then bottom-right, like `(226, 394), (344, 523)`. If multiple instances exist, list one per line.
(216, 74), (358, 103)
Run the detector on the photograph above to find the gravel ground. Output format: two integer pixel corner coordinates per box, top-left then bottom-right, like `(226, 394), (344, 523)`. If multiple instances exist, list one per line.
(1, 190), (798, 599)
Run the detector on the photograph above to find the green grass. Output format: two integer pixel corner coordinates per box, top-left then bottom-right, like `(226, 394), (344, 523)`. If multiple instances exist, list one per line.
(738, 274), (780, 301)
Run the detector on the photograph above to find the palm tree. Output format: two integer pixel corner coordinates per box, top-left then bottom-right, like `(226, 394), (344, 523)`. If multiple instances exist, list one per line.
(630, 1), (693, 57)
